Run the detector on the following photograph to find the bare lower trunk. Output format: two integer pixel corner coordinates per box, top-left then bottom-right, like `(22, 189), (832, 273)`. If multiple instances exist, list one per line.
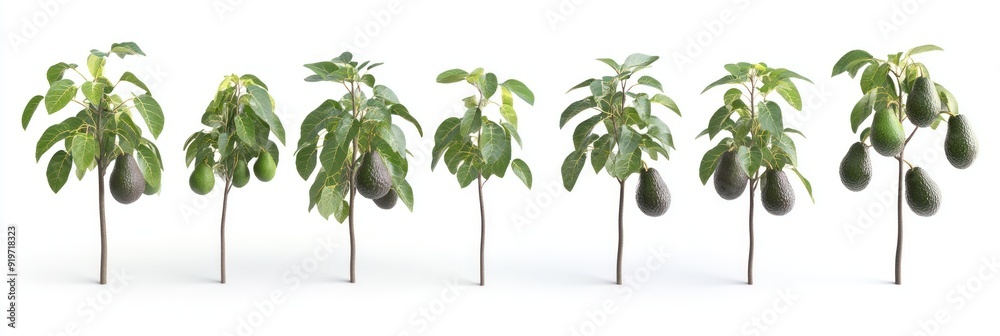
(616, 179), (625, 285)
(220, 183), (231, 284)
(895, 152), (904, 285)
(98, 167), (108, 285)
(748, 180), (756, 285)
(478, 174), (486, 286)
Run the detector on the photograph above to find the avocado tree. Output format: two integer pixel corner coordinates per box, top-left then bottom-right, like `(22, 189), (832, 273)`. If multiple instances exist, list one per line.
(21, 42), (165, 284)
(295, 52), (422, 283)
(430, 68), (534, 286)
(182, 74), (284, 284)
(832, 45), (975, 284)
(559, 54), (681, 285)
(697, 62), (814, 285)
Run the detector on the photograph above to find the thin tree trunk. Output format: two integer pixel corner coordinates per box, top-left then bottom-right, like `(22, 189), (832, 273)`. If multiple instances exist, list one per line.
(895, 152), (904, 285)
(98, 167), (108, 285)
(616, 179), (625, 285)
(748, 180), (756, 285)
(220, 182), (232, 284)
(349, 141), (358, 284)
(478, 174), (486, 286)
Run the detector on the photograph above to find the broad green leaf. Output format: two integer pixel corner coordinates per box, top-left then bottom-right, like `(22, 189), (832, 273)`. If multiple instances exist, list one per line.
(361, 74), (375, 88)
(456, 159), (480, 188)
(735, 146), (753, 177)
(81, 81), (105, 105)
(499, 105), (518, 128)
(612, 147), (642, 180)
(617, 126), (640, 154)
(501, 79), (534, 105)
(444, 139), (476, 174)
(567, 78), (596, 93)
(771, 68), (813, 84)
(459, 107), (482, 135)
(466, 68), (484, 83)
(590, 134), (614, 173)
(637, 76), (663, 92)
(240, 74), (269, 90)
(832, 50), (873, 77)
(46, 62), (76, 85)
(374, 85), (398, 104)
(502, 122), (522, 148)
(132, 93), (164, 138)
(135, 144), (161, 192)
(36, 117), (83, 161)
(317, 186), (343, 220)
(790, 167), (815, 203)
(389, 104), (423, 136)
(774, 80), (803, 111)
(304, 61), (338, 78)
(480, 121), (508, 164)
(561, 149), (587, 191)
(904, 44), (943, 59)
(707, 106), (732, 139)
(622, 53), (658, 69)
(859, 127), (871, 143)
(299, 99), (341, 147)
(699, 142), (730, 185)
(437, 69), (468, 83)
(480, 73), (498, 99)
(70, 133), (96, 170)
(22, 95), (44, 129)
(850, 91), (875, 133)
(246, 84), (285, 144)
(596, 58), (621, 72)
(701, 75), (739, 94)
(934, 83), (959, 114)
(295, 142), (318, 180)
(635, 94), (651, 122)
(757, 101), (783, 135)
(775, 133), (798, 166)
(573, 114), (603, 151)
(86, 54), (105, 78)
(784, 128), (806, 138)
(45, 79), (77, 114)
(559, 97), (596, 128)
(46, 150), (73, 193)
(109, 42), (145, 58)
(510, 159), (532, 188)
(646, 115), (675, 150)
(393, 177), (414, 211)
(235, 112), (257, 147)
(431, 117), (461, 170)
(119, 72), (150, 93)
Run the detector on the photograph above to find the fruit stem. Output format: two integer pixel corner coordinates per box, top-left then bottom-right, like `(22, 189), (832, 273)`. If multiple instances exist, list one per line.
(748, 178), (756, 285)
(97, 165), (108, 285)
(617, 178), (625, 286)
(477, 174), (486, 286)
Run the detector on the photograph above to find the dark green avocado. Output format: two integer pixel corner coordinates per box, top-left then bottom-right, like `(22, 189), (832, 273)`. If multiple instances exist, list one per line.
(635, 167), (670, 217)
(905, 77), (941, 128)
(839, 142), (872, 192)
(109, 154), (145, 204)
(905, 167), (941, 217)
(373, 188), (398, 210)
(944, 114), (978, 169)
(760, 168), (795, 216)
(714, 150), (748, 200)
(355, 151), (391, 199)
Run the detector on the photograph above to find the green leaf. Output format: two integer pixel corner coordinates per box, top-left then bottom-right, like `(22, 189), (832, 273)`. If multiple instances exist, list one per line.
(119, 72), (150, 94)
(81, 81), (105, 105)
(832, 50), (873, 77)
(46, 150), (73, 193)
(784, 128), (806, 138)
(132, 93), (165, 138)
(389, 104), (423, 136)
(45, 79), (77, 114)
(622, 53), (658, 69)
(775, 134), (798, 166)
(561, 149), (587, 191)
(573, 114), (603, 151)
(645, 115), (675, 150)
(70, 133), (96, 171)
(480, 73), (498, 99)
(771, 68), (814, 84)
(567, 79), (596, 93)
(374, 85), (398, 104)
(596, 58), (621, 72)
(699, 143), (730, 185)
(590, 134), (614, 173)
(501, 79), (534, 105)
(456, 159), (480, 188)
(436, 69), (468, 83)
(499, 104), (518, 129)
(934, 83), (959, 114)
(701, 75), (739, 94)
(757, 101), (783, 135)
(240, 74), (269, 90)
(502, 122), (522, 148)
(612, 147), (642, 180)
(790, 167), (815, 203)
(46, 62), (76, 85)
(459, 107), (482, 135)
(22, 95), (44, 129)
(859, 127), (871, 143)
(735, 146), (754, 177)
(635, 94), (651, 122)
(299, 99), (342, 147)
(109, 42), (145, 58)
(86, 54), (106, 78)
(559, 97), (596, 128)
(774, 80), (803, 111)
(637, 76), (663, 92)
(480, 121), (508, 165)
(904, 44), (943, 59)
(444, 139), (476, 175)
(361, 74), (376, 88)
(246, 84), (285, 144)
(393, 177), (414, 211)
(295, 142), (318, 180)
(707, 106), (732, 139)
(850, 92), (875, 133)
(36, 117), (83, 161)
(304, 61), (338, 78)
(509, 159), (532, 188)
(317, 186), (343, 220)
(135, 144), (161, 192)
(235, 112), (257, 147)
(431, 117), (461, 170)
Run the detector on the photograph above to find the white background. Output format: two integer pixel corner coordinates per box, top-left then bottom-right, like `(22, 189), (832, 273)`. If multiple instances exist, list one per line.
(2, 0), (998, 335)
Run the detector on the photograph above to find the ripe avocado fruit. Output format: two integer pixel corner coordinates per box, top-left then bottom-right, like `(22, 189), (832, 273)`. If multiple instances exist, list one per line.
(714, 150), (748, 200)
(109, 154), (146, 204)
(871, 109), (905, 157)
(944, 114), (978, 169)
(233, 161), (250, 188)
(905, 77), (941, 128)
(373, 188), (398, 210)
(355, 151), (392, 199)
(760, 168), (794, 216)
(190, 163), (215, 195)
(905, 167), (941, 217)
(635, 167), (671, 217)
(253, 152), (277, 182)
(839, 142), (872, 192)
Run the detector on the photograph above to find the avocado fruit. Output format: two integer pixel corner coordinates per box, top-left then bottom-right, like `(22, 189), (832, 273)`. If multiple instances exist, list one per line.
(190, 163), (215, 195)
(714, 150), (748, 200)
(233, 161), (250, 188)
(839, 142), (872, 192)
(760, 169), (794, 216)
(944, 114), (978, 169)
(373, 188), (398, 210)
(635, 167), (671, 217)
(253, 152), (276, 182)
(905, 167), (941, 217)
(109, 154), (146, 204)
(905, 77), (941, 128)
(871, 109), (905, 157)
(355, 151), (392, 199)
